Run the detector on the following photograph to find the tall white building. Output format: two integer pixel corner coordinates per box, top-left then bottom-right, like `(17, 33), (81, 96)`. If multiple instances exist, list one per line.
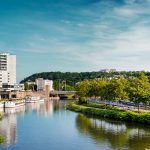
(0, 53), (16, 88)
(36, 78), (53, 92)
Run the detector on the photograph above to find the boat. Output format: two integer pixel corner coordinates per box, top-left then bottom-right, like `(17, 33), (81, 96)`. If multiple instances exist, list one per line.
(25, 96), (44, 103)
(4, 100), (25, 108)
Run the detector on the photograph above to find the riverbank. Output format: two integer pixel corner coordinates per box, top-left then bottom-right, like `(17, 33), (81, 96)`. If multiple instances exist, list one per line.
(0, 113), (4, 144)
(0, 135), (5, 144)
(66, 102), (150, 124)
(0, 112), (3, 120)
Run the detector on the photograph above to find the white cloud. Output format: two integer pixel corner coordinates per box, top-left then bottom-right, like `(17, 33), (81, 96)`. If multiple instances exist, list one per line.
(124, 0), (136, 4)
(2, 0), (150, 72)
(114, 5), (150, 17)
(14, 16), (150, 71)
(114, 7), (139, 17)
(76, 23), (150, 71)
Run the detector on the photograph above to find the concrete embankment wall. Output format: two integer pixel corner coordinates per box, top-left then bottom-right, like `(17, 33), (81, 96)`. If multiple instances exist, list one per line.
(10, 91), (46, 99)
(0, 85), (51, 100)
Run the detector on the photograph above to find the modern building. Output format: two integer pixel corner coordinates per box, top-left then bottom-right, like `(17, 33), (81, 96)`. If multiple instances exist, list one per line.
(0, 53), (16, 88)
(36, 78), (53, 92)
(100, 69), (116, 73)
(14, 84), (24, 91)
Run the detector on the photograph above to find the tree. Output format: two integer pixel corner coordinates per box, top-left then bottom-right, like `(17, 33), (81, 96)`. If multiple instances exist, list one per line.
(65, 85), (75, 91)
(75, 80), (90, 97)
(24, 82), (29, 91)
(87, 78), (107, 99)
(24, 82), (34, 91)
(127, 73), (150, 112)
(103, 77), (128, 101)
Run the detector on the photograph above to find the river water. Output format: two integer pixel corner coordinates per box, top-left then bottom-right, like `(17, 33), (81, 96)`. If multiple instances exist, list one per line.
(0, 100), (150, 150)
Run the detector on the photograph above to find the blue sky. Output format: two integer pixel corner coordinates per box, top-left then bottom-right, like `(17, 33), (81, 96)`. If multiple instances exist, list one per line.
(0, 0), (150, 81)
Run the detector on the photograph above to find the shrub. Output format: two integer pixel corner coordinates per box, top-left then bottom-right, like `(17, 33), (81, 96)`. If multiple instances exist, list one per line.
(85, 103), (121, 110)
(0, 135), (5, 144)
(67, 102), (150, 124)
(78, 97), (88, 105)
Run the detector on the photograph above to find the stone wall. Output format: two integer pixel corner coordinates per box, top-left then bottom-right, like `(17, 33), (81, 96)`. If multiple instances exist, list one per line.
(0, 86), (51, 100)
(10, 91), (46, 99)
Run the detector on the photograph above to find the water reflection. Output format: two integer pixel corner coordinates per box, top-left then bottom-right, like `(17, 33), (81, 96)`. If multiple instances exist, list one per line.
(0, 100), (60, 148)
(76, 114), (150, 150)
(0, 106), (25, 147)
(0, 101), (150, 150)
(24, 100), (60, 116)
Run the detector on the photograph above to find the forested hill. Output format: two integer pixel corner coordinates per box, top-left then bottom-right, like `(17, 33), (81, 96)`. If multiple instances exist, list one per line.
(20, 71), (150, 86)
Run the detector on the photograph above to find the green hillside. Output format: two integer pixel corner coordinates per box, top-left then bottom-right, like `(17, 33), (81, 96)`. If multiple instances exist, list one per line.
(21, 71), (150, 90)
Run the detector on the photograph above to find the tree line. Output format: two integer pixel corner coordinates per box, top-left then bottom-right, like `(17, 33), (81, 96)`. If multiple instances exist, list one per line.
(21, 71), (150, 90)
(75, 73), (150, 109)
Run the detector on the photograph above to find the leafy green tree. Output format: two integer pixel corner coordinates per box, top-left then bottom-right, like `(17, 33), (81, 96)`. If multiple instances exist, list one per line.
(87, 78), (107, 99)
(75, 80), (90, 97)
(21, 71), (150, 90)
(53, 80), (60, 90)
(78, 97), (88, 104)
(24, 82), (34, 91)
(127, 73), (150, 111)
(103, 77), (128, 101)
(24, 82), (29, 91)
(65, 85), (75, 91)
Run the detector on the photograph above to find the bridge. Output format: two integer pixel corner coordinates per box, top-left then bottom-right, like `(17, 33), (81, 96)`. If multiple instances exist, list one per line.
(50, 91), (76, 95)
(50, 91), (76, 99)
(0, 89), (76, 100)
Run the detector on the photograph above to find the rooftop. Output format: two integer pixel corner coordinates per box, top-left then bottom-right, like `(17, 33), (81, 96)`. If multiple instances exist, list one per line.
(0, 52), (15, 56)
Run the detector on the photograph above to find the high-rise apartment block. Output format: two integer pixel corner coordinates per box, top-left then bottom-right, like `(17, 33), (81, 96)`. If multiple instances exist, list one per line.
(0, 53), (16, 88)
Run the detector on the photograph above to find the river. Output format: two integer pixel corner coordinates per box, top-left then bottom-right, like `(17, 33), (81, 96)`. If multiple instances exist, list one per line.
(0, 100), (150, 150)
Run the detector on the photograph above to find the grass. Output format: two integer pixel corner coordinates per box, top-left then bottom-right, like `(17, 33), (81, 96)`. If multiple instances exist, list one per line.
(66, 102), (150, 124)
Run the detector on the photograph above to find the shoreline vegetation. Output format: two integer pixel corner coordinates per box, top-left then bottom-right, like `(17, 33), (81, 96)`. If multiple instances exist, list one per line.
(0, 113), (3, 120)
(67, 102), (150, 124)
(21, 71), (150, 91)
(0, 135), (5, 144)
(0, 114), (4, 144)
(75, 73), (150, 112)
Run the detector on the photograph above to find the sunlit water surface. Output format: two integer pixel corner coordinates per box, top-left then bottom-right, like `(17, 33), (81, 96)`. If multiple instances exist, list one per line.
(0, 100), (150, 150)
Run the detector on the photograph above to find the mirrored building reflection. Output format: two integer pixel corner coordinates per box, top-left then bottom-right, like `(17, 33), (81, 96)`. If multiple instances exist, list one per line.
(0, 106), (25, 148)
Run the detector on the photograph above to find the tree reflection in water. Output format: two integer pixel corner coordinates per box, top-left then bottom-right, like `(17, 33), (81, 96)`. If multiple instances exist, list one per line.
(76, 114), (150, 150)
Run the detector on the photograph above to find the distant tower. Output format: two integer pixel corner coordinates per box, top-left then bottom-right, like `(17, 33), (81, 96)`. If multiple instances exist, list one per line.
(45, 85), (50, 98)
(0, 53), (16, 88)
(36, 78), (53, 92)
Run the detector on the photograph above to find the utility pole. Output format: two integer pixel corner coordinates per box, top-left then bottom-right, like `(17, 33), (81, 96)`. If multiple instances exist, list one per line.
(59, 79), (61, 91)
(65, 80), (66, 91)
